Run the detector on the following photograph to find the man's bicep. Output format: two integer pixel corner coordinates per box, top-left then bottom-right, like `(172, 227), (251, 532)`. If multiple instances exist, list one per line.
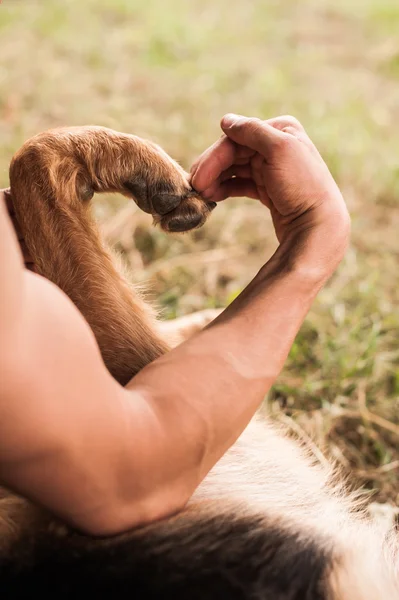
(0, 268), (132, 521)
(0, 261), (127, 457)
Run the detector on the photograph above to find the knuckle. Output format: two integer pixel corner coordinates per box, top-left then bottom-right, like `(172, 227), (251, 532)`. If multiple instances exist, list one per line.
(280, 115), (304, 130)
(282, 125), (303, 139)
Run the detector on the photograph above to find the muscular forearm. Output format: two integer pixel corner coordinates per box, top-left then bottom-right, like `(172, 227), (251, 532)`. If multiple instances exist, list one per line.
(64, 239), (328, 536)
(119, 235), (332, 528)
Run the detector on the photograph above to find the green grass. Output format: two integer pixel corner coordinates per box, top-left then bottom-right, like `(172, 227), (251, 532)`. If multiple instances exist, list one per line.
(1, 0), (398, 508)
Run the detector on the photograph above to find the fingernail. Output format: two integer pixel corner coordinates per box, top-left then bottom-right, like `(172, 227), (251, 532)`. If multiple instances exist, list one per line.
(221, 113), (238, 129)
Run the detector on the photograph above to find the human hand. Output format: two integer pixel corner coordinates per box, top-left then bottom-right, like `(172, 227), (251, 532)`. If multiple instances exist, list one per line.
(191, 114), (350, 253)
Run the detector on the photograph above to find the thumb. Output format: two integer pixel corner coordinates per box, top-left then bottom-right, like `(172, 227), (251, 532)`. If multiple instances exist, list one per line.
(221, 114), (285, 156)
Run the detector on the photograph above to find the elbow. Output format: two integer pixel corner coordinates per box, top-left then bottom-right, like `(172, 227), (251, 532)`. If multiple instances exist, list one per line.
(73, 486), (193, 538)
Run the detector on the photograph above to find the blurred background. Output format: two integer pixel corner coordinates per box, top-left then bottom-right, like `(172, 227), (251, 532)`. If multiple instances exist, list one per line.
(0, 0), (398, 514)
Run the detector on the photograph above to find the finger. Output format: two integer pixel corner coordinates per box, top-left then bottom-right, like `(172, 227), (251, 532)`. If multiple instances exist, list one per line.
(204, 178), (260, 203)
(190, 136), (237, 192)
(221, 114), (286, 157)
(266, 115), (305, 133)
(191, 139), (254, 173)
(266, 115), (318, 154)
(200, 164), (253, 199)
(249, 153), (267, 187)
(235, 144), (257, 160)
(218, 164), (253, 183)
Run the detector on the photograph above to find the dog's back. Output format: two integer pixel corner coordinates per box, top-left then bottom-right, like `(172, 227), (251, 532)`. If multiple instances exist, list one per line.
(0, 420), (397, 599)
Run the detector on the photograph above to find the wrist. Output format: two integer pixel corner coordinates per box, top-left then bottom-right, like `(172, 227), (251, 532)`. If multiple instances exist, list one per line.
(268, 217), (350, 286)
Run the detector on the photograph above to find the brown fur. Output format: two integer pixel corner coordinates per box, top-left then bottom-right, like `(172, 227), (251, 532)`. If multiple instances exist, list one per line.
(1, 127), (398, 599)
(9, 126), (214, 383)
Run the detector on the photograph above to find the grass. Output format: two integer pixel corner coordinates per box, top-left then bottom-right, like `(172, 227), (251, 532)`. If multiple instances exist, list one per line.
(1, 0), (398, 512)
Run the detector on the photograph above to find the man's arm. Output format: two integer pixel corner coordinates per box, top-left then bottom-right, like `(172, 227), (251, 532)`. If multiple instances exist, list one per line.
(0, 115), (350, 536)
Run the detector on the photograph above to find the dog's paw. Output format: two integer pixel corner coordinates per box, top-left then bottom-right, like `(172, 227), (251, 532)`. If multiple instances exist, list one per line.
(122, 141), (216, 233)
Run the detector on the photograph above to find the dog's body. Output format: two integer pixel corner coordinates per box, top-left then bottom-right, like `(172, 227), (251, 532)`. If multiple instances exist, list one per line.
(0, 127), (397, 599)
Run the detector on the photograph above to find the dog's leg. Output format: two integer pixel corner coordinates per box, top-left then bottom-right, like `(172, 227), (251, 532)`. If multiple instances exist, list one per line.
(9, 126), (214, 384)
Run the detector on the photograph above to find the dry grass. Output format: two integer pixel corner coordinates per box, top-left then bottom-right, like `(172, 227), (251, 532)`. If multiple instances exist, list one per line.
(1, 0), (398, 515)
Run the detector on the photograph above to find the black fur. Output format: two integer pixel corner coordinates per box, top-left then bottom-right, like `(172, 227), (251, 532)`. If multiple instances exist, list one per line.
(1, 509), (332, 599)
